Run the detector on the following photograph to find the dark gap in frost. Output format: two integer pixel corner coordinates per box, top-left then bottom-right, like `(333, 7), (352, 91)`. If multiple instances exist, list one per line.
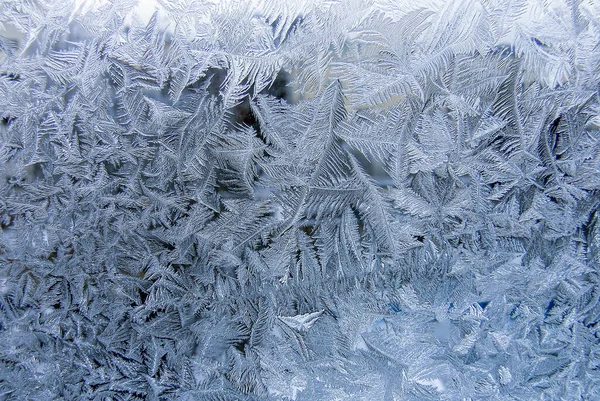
(544, 299), (555, 318)
(261, 69), (294, 102)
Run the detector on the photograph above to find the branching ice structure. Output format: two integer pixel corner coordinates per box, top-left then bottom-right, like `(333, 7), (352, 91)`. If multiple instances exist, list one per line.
(1, 0), (600, 399)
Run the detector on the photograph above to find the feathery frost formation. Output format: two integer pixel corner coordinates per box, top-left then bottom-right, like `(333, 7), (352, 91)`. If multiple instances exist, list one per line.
(1, 0), (600, 399)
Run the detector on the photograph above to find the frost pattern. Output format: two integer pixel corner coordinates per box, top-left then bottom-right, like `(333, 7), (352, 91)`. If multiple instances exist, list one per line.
(1, 0), (600, 399)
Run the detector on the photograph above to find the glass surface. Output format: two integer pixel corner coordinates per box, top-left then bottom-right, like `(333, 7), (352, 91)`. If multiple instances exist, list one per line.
(1, 0), (599, 399)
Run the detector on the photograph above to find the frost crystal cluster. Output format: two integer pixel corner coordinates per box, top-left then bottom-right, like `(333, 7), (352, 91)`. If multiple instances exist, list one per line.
(1, 0), (600, 399)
